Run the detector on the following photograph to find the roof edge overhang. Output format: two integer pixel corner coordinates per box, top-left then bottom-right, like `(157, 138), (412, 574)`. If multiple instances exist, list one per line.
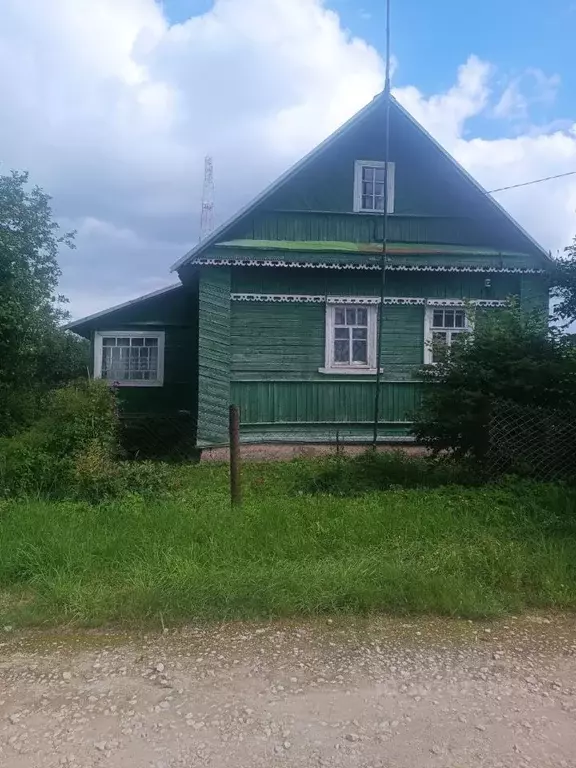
(63, 283), (182, 334)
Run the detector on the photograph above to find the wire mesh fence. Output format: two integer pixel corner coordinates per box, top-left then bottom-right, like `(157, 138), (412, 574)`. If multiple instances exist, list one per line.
(486, 401), (576, 481)
(119, 412), (199, 462)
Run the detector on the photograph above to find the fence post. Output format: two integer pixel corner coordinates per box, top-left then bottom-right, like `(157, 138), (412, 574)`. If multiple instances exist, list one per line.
(229, 404), (242, 506)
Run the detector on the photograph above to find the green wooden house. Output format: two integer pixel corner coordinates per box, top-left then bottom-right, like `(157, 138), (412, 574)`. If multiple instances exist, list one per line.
(67, 93), (550, 451)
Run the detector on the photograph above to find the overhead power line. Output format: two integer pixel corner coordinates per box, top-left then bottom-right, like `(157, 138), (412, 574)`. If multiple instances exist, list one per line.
(488, 170), (576, 194)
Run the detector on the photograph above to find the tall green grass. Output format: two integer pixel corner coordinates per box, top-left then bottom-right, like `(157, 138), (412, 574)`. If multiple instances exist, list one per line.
(1, 459), (576, 626)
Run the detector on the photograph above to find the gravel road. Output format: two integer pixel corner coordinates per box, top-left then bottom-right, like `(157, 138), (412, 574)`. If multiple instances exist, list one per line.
(1, 614), (575, 768)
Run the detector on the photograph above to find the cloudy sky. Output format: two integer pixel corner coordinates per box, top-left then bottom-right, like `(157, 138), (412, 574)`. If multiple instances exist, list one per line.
(1, 0), (575, 320)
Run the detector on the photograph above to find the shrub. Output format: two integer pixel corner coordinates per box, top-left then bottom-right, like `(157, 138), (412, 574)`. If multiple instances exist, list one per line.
(413, 304), (576, 462)
(0, 379), (171, 500)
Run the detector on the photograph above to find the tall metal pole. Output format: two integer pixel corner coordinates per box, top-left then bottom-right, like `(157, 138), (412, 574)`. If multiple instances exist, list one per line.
(372, 0), (392, 448)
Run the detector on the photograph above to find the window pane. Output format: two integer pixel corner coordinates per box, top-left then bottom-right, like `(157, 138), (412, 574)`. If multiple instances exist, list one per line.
(131, 337), (144, 346)
(374, 196), (385, 210)
(144, 337), (158, 347)
(352, 327), (367, 340)
(432, 310), (444, 328)
(374, 182), (385, 196)
(431, 332), (448, 363)
(102, 337), (116, 347)
(116, 337), (131, 346)
(362, 181), (374, 196)
(334, 339), (349, 363)
(356, 307), (368, 326)
(444, 311), (455, 328)
(454, 310), (465, 328)
(345, 308), (356, 325)
(334, 308), (345, 325)
(334, 327), (349, 339)
(374, 167), (385, 183)
(362, 166), (374, 181)
(352, 340), (368, 364)
(362, 195), (373, 210)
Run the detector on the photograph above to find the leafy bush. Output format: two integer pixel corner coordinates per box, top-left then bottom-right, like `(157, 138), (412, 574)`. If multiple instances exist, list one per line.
(413, 304), (576, 461)
(0, 379), (171, 500)
(301, 450), (480, 496)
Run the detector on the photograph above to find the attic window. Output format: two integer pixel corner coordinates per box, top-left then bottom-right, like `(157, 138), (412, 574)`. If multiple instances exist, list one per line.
(94, 331), (165, 387)
(353, 160), (395, 214)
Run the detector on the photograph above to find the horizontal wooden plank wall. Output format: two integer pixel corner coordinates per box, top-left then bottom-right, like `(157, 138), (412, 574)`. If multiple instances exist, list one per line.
(231, 380), (422, 424)
(197, 268), (231, 445)
(231, 267), (521, 300)
(230, 302), (424, 382)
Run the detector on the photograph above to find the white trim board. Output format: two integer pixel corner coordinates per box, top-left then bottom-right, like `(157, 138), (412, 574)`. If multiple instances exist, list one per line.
(230, 293), (508, 307)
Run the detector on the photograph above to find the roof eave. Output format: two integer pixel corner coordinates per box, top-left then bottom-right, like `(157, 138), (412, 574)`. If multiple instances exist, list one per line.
(63, 283), (182, 333)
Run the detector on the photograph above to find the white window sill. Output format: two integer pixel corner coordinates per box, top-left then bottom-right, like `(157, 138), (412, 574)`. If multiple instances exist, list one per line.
(318, 367), (384, 375)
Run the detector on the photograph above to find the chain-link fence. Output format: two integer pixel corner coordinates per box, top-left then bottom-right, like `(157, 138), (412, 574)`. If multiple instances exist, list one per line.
(486, 401), (576, 481)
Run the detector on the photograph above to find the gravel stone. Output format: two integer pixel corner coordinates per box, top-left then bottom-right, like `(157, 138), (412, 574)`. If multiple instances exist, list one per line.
(0, 613), (574, 767)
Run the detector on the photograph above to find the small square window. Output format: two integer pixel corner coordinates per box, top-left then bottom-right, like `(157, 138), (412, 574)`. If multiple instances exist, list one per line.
(94, 332), (165, 386)
(354, 161), (395, 214)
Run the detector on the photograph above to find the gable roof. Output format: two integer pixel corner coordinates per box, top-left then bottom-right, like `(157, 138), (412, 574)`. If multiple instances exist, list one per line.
(171, 92), (550, 272)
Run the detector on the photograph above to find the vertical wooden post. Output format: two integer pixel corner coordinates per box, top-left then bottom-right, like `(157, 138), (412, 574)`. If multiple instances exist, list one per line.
(229, 404), (242, 506)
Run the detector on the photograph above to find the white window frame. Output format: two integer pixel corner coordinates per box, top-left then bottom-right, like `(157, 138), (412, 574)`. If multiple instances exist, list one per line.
(93, 331), (165, 387)
(320, 304), (379, 374)
(424, 306), (472, 364)
(353, 160), (395, 214)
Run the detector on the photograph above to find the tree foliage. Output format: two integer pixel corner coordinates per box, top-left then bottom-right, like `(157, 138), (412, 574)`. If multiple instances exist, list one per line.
(0, 170), (88, 434)
(551, 236), (576, 326)
(413, 304), (576, 460)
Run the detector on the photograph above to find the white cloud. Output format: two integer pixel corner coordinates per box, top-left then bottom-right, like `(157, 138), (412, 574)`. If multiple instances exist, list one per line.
(0, 0), (575, 319)
(393, 63), (576, 258)
(493, 68), (560, 121)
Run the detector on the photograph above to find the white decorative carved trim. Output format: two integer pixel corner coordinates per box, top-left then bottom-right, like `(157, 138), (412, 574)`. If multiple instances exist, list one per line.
(230, 293), (509, 307)
(426, 298), (508, 308)
(196, 258), (544, 275)
(231, 293), (325, 303)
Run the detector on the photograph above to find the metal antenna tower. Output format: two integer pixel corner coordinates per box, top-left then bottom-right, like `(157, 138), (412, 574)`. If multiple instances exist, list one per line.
(199, 155), (215, 241)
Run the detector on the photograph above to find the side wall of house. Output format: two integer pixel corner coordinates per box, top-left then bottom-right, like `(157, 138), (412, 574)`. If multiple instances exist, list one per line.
(228, 266), (525, 441)
(196, 267), (231, 446)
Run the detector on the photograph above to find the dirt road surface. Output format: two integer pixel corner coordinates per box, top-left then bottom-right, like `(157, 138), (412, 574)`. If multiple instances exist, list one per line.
(1, 614), (575, 768)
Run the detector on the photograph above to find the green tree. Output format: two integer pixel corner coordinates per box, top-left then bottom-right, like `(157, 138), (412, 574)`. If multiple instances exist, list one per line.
(551, 236), (576, 326)
(413, 304), (576, 460)
(0, 170), (88, 434)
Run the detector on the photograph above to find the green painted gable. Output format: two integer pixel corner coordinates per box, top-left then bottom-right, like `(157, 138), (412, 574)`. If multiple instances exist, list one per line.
(174, 94), (549, 275)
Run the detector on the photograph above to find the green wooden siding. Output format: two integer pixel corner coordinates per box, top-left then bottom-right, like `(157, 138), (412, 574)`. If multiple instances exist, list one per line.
(231, 381), (421, 425)
(197, 268), (231, 445)
(231, 267), (521, 302)
(227, 211), (504, 249)
(520, 274), (550, 316)
(230, 301), (423, 383)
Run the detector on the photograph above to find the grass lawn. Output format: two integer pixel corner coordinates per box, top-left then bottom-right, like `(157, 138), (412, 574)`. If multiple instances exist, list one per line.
(1, 458), (576, 626)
